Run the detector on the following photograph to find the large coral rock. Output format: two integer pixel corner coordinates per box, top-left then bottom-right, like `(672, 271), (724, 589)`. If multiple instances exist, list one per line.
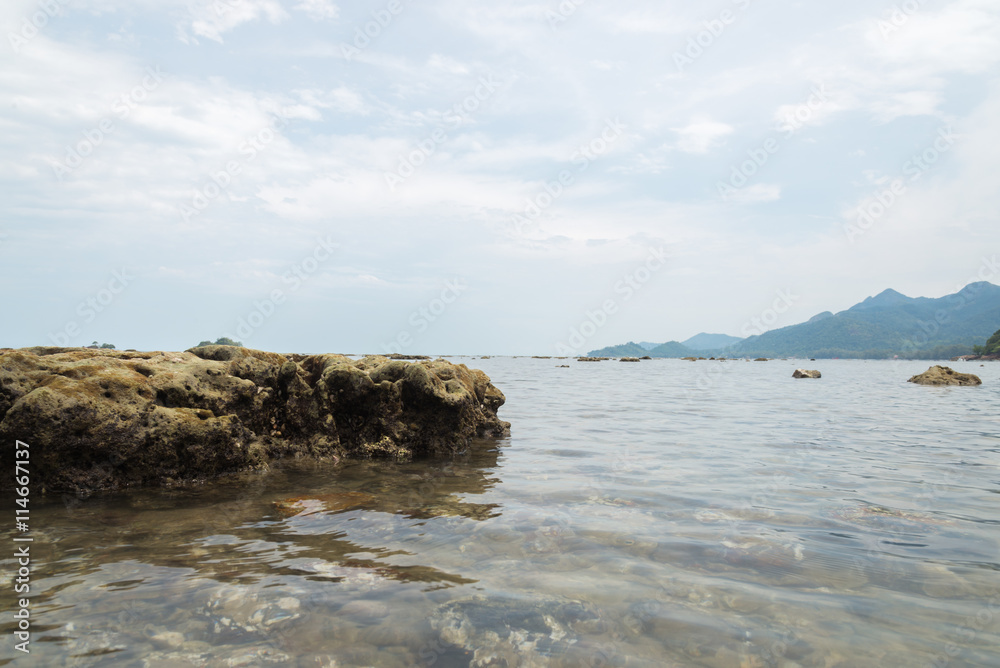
(0, 346), (509, 494)
(908, 365), (982, 386)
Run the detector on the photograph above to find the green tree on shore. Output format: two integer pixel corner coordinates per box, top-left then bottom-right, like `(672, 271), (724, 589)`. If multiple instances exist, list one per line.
(984, 328), (1000, 355)
(196, 337), (244, 347)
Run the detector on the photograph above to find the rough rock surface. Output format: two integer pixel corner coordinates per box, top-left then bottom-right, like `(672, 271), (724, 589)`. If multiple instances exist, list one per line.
(793, 369), (822, 379)
(0, 346), (510, 494)
(908, 365), (982, 386)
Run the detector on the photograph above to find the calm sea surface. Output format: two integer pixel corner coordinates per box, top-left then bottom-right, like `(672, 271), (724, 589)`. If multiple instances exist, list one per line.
(2, 358), (999, 667)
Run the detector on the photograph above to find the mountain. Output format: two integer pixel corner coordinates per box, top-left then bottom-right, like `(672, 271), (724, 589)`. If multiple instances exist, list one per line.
(682, 333), (744, 350)
(588, 340), (696, 358)
(636, 342), (661, 351)
(587, 282), (1000, 359)
(730, 282), (1000, 358)
(587, 342), (657, 357)
(649, 341), (698, 357)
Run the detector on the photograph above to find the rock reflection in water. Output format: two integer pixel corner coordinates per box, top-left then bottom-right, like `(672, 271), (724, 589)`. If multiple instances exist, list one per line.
(0, 439), (507, 666)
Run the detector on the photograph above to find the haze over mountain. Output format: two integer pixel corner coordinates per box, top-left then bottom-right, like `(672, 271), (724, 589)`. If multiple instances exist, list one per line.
(682, 333), (745, 351)
(590, 283), (1000, 359)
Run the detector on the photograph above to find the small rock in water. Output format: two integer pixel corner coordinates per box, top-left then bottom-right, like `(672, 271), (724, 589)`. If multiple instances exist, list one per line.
(149, 631), (185, 649)
(339, 599), (391, 622)
(277, 597), (301, 611)
(908, 365), (982, 386)
(792, 369), (822, 379)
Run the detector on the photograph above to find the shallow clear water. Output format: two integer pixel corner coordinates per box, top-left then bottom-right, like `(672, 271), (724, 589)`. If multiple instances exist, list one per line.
(2, 358), (999, 667)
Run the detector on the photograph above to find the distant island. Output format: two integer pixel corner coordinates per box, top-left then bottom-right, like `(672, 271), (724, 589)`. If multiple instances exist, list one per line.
(590, 282), (1000, 360)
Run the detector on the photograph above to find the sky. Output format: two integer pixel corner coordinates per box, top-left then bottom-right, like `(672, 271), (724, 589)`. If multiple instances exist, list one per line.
(1, 0), (999, 355)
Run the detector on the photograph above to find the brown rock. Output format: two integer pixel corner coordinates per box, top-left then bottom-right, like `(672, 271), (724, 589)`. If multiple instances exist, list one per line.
(793, 369), (822, 379)
(273, 491), (375, 517)
(0, 346), (509, 494)
(908, 365), (982, 386)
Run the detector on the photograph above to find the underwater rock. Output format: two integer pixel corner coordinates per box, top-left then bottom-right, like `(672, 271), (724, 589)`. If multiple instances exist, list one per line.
(428, 594), (602, 667)
(908, 365), (981, 386)
(0, 346), (509, 494)
(273, 492), (376, 517)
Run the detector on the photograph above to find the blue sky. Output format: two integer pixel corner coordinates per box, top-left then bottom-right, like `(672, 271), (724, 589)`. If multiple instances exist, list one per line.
(1, 0), (998, 355)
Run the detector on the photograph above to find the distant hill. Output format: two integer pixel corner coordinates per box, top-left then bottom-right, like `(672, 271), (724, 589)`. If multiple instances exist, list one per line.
(730, 282), (1000, 358)
(590, 333), (743, 358)
(587, 282), (1000, 359)
(587, 342), (654, 358)
(649, 341), (698, 357)
(588, 340), (697, 358)
(682, 333), (744, 350)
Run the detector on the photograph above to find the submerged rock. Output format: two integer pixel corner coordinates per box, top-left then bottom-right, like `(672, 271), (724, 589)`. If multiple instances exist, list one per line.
(908, 365), (982, 386)
(0, 346), (510, 494)
(792, 369), (822, 379)
(273, 491), (376, 517)
(429, 594), (603, 667)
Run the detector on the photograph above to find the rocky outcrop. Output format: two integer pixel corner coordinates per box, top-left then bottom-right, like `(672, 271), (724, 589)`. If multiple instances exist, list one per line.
(793, 369), (822, 379)
(908, 365), (982, 386)
(953, 354), (1000, 362)
(620, 357), (641, 363)
(0, 346), (510, 494)
(577, 357), (609, 362)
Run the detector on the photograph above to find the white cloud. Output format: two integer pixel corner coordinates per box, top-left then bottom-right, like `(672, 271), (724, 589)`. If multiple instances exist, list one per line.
(293, 0), (339, 21)
(726, 184), (782, 205)
(188, 0), (288, 43)
(673, 121), (733, 154)
(869, 0), (1000, 75)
